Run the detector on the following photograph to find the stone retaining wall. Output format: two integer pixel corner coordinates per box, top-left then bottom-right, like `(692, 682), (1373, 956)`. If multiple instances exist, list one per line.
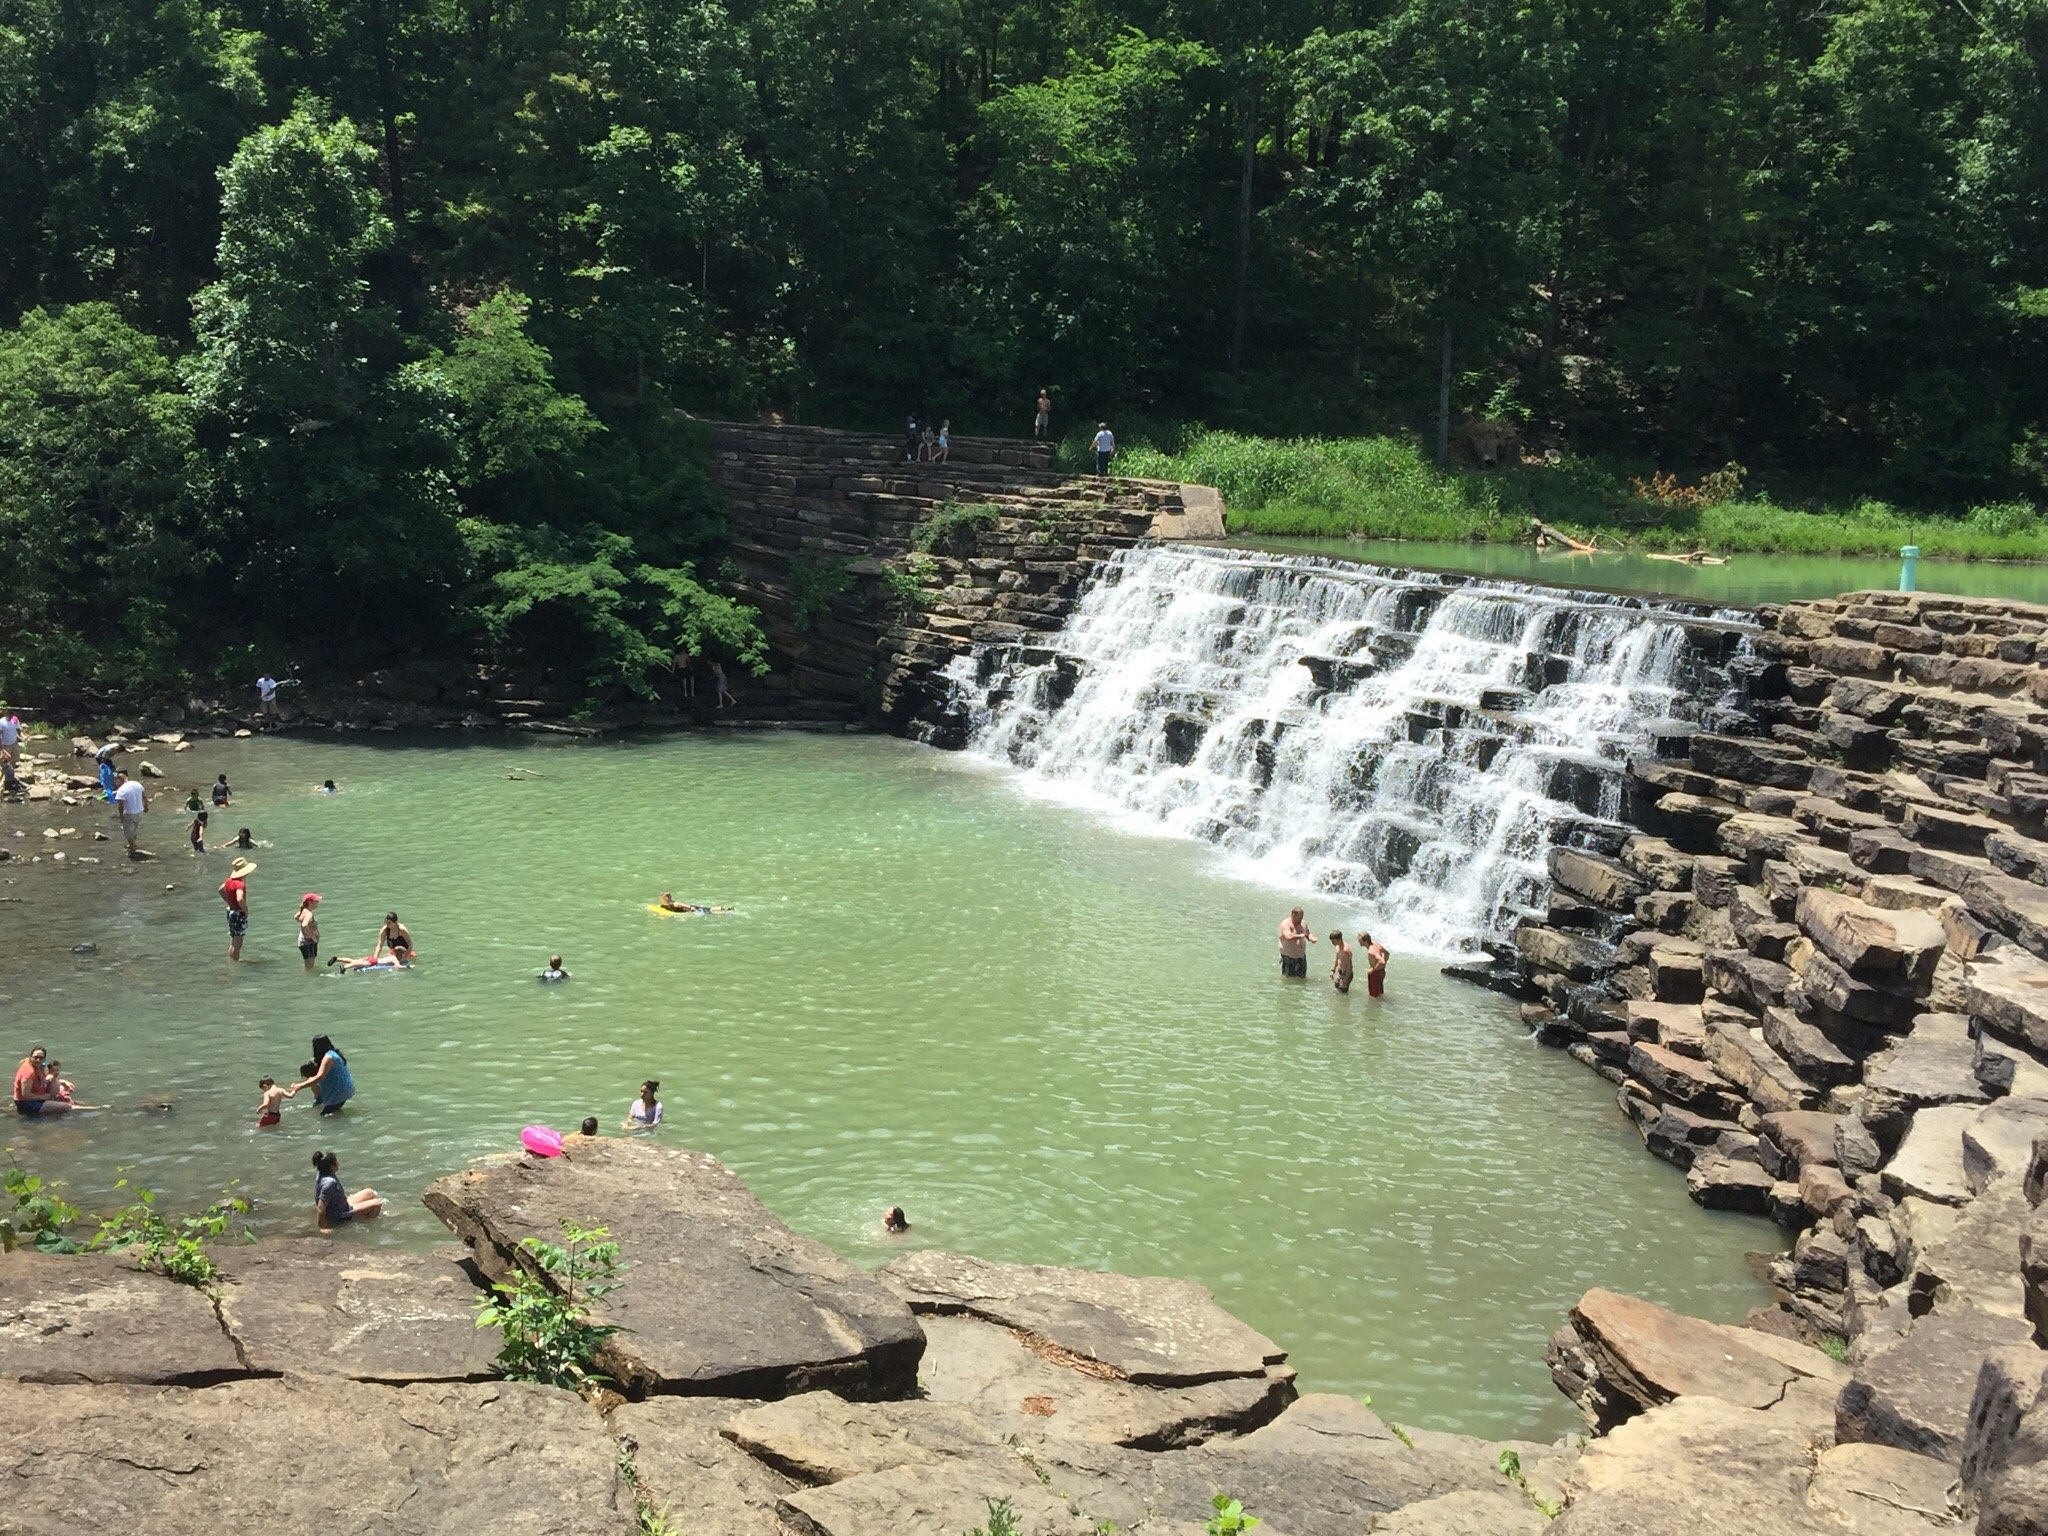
(1490, 589), (2048, 1532)
(704, 422), (1185, 733)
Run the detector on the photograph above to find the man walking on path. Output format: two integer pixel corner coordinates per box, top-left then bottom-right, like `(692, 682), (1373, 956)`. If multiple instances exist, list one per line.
(1360, 932), (1389, 998)
(1034, 389), (1052, 439)
(221, 857), (255, 962)
(111, 769), (146, 858)
(1093, 422), (1115, 476)
(1278, 908), (1314, 979)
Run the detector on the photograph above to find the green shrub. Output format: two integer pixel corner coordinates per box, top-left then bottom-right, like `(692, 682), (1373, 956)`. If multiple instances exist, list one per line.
(966, 1497), (1023, 1536)
(2, 1161), (82, 1253)
(913, 500), (1003, 554)
(475, 1221), (625, 1390)
(1205, 1493), (1261, 1535)
(91, 1180), (252, 1287)
(789, 550), (854, 630)
(879, 556), (937, 611)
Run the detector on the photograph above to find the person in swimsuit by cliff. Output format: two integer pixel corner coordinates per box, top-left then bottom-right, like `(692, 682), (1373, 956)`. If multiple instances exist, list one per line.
(312, 1150), (384, 1231)
(1329, 932), (1354, 994)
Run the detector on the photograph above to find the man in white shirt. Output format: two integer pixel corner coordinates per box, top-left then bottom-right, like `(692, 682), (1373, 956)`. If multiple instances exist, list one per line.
(256, 675), (278, 717)
(1093, 423), (1115, 477)
(0, 710), (19, 768)
(111, 769), (146, 857)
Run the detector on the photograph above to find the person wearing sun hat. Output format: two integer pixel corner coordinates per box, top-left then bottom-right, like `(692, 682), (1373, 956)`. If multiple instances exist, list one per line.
(296, 893), (323, 972)
(220, 856), (256, 962)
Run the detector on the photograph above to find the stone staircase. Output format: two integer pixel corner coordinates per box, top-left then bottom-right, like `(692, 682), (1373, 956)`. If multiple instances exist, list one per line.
(703, 423), (1186, 729)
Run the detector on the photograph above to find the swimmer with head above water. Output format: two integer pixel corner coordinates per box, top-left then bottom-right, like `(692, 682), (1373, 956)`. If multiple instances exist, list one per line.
(538, 955), (570, 982)
(658, 892), (734, 915)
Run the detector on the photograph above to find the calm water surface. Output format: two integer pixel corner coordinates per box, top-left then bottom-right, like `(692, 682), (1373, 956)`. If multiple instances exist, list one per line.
(0, 731), (1771, 1436)
(1231, 536), (2048, 607)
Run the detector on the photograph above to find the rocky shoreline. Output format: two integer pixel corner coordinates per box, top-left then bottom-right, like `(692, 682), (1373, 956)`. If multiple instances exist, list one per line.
(1474, 589), (2048, 1533)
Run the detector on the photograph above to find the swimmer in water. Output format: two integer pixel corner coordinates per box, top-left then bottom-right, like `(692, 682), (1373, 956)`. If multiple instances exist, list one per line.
(538, 955), (569, 982)
(882, 1205), (909, 1235)
(658, 892), (734, 915)
(255, 1076), (287, 1128)
(318, 779), (336, 794)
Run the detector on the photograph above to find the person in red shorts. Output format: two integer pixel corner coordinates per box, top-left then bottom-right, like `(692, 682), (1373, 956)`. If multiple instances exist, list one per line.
(1359, 933), (1390, 998)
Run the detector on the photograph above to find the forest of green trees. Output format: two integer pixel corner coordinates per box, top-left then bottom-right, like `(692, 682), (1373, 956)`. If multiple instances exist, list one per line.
(1, 0), (2043, 694)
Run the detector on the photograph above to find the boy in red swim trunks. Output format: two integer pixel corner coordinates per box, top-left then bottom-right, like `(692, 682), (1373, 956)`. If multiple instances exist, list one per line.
(255, 1076), (287, 1128)
(1359, 933), (1389, 998)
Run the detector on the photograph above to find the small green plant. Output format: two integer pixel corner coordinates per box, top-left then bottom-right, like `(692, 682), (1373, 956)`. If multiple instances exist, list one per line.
(879, 556), (936, 611)
(91, 1179), (251, 1287)
(1206, 1493), (1261, 1535)
(1820, 1333), (1849, 1363)
(966, 1496), (1023, 1536)
(475, 1220), (625, 1389)
(1497, 1448), (1564, 1519)
(2, 1161), (82, 1253)
(912, 499), (1002, 554)
(789, 550), (854, 630)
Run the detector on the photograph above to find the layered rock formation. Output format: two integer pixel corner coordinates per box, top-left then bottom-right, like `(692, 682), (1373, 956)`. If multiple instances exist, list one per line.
(0, 1142), (1599, 1533)
(1493, 590), (2048, 1533)
(705, 422), (1187, 738)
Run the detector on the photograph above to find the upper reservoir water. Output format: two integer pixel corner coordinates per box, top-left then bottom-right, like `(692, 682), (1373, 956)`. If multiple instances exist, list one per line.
(0, 552), (1778, 1440)
(1231, 536), (2048, 607)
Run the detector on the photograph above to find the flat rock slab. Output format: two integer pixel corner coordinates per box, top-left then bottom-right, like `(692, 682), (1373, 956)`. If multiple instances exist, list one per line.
(1965, 1098), (2048, 1195)
(1910, 1175), (2032, 1319)
(1805, 1443), (1964, 1536)
(779, 1430), (1544, 1536)
(1563, 1288), (1832, 1426)
(213, 1239), (499, 1381)
(1837, 1305), (2039, 1459)
(424, 1142), (923, 1398)
(721, 1390), (1016, 1482)
(1364, 1489), (1548, 1535)
(1552, 1387), (1840, 1536)
(912, 1311), (1293, 1448)
(1883, 1102), (1981, 1205)
(609, 1396), (797, 1535)
(0, 1376), (630, 1534)
(0, 1250), (243, 1385)
(879, 1251), (1283, 1386)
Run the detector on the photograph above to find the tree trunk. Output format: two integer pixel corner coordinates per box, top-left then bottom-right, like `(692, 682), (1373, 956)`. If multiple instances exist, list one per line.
(366, 0), (408, 225)
(1435, 319), (1455, 468)
(1226, 83), (1259, 376)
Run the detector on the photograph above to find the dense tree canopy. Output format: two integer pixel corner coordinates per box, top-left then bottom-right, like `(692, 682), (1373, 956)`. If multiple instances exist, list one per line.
(0, 0), (2043, 690)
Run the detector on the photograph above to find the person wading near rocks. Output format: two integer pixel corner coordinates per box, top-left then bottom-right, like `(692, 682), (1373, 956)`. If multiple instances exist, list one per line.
(1093, 422), (1115, 477)
(0, 709), (20, 771)
(1034, 389), (1052, 440)
(111, 769), (146, 858)
(295, 893), (321, 971)
(12, 1047), (70, 1116)
(1278, 908), (1315, 979)
(312, 1149), (383, 1231)
(220, 856), (255, 961)
(624, 1079), (662, 1130)
(292, 1035), (356, 1116)
(1329, 931), (1354, 994)
(1359, 932), (1389, 998)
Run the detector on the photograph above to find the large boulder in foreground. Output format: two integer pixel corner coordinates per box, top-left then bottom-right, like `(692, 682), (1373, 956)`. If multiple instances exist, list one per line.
(424, 1141), (922, 1399)
(0, 1250), (244, 1385)
(0, 1376), (630, 1534)
(1548, 1287), (1846, 1430)
(213, 1240), (499, 1382)
(878, 1250), (1285, 1386)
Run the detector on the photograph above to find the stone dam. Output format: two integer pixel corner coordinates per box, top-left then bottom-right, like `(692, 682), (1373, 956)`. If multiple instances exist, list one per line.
(6, 425), (2048, 1532)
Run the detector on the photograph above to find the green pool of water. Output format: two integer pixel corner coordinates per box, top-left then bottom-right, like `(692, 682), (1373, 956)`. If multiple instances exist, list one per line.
(1229, 536), (2048, 608)
(0, 731), (1771, 1437)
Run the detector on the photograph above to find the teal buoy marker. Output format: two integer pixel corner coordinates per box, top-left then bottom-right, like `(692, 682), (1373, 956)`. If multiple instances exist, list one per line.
(1900, 544), (1920, 592)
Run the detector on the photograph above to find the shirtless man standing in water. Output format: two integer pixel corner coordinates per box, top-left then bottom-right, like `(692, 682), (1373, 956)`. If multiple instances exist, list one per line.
(1278, 908), (1315, 979)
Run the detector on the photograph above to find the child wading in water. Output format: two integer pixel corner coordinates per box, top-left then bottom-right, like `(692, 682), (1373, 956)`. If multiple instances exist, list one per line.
(1359, 932), (1389, 998)
(255, 1076), (287, 1128)
(1328, 931), (1354, 994)
(189, 809), (207, 854)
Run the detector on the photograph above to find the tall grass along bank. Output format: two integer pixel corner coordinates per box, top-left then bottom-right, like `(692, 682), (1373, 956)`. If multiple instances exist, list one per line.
(1111, 432), (2048, 562)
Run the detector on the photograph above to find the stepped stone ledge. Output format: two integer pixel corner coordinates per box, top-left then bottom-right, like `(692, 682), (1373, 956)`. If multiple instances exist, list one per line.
(1477, 588), (2048, 1536)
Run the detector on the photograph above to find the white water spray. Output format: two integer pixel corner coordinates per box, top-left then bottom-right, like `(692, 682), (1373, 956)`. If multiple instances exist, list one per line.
(948, 545), (1748, 953)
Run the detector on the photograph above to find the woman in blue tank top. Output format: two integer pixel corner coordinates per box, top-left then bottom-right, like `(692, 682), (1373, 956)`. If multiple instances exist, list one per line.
(292, 1035), (355, 1116)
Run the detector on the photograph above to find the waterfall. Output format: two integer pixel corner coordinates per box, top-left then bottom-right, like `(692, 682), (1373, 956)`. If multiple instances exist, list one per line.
(948, 545), (1752, 953)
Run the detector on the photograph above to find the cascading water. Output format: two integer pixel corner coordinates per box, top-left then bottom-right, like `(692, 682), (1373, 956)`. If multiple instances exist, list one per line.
(947, 544), (1753, 953)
